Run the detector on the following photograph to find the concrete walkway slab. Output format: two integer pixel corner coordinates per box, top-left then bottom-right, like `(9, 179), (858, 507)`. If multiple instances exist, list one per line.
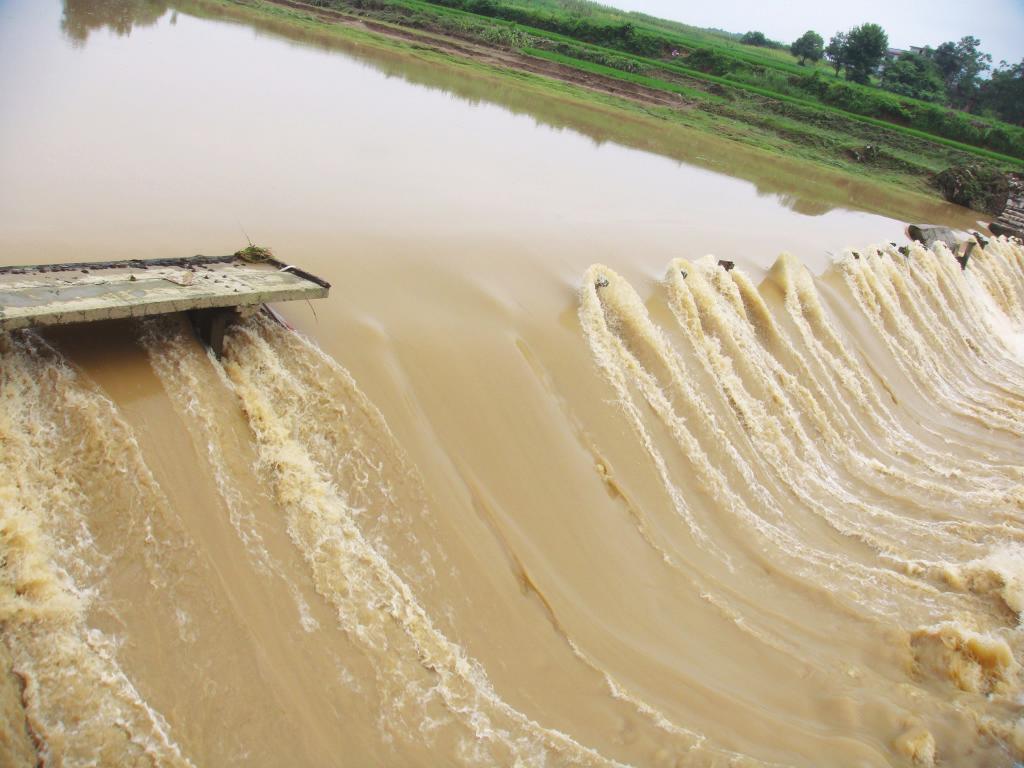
(0, 255), (329, 332)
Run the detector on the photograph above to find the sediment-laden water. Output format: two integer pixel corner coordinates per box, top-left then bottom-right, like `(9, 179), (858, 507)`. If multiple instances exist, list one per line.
(3, 240), (1023, 767)
(3, 2), (1023, 766)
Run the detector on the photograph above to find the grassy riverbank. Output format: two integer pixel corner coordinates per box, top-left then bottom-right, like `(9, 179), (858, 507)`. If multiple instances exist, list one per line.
(195, 0), (1020, 205)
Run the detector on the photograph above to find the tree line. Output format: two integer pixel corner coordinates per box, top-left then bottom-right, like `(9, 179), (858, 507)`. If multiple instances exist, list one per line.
(417, 2), (1022, 127)
(748, 24), (1023, 125)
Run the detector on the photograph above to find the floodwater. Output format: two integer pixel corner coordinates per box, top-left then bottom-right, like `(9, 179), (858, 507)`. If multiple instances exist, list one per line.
(2, 1), (1023, 767)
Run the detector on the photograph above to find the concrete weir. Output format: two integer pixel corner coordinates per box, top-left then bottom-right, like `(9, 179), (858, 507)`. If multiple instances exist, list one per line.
(0, 253), (330, 356)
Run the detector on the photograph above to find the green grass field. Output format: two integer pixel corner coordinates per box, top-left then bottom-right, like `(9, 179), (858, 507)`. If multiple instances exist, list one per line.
(372, 0), (1023, 158)
(207, 0), (1020, 206)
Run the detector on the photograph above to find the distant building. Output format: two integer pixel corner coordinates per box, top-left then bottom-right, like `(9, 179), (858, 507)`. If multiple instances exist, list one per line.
(886, 46), (926, 60)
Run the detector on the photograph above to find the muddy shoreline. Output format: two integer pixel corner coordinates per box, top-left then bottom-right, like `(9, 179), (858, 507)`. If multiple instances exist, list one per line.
(258, 0), (696, 110)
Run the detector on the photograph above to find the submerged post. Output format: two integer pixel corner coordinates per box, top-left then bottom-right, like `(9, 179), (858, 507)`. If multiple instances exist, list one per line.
(190, 307), (238, 359)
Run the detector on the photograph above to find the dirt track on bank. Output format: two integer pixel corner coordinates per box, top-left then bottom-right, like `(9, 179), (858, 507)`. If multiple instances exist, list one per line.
(262, 0), (694, 110)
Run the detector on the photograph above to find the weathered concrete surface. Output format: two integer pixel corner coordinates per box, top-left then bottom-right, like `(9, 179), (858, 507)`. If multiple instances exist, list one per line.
(907, 224), (965, 251)
(0, 256), (329, 332)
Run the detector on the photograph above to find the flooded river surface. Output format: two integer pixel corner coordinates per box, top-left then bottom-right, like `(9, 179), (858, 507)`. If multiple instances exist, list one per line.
(2, 2), (1024, 767)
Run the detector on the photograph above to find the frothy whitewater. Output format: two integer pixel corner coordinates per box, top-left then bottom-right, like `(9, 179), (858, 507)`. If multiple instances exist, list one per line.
(2, 239), (1024, 767)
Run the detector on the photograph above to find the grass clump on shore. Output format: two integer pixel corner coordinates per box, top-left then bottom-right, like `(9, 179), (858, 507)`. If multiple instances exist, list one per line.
(235, 245), (275, 263)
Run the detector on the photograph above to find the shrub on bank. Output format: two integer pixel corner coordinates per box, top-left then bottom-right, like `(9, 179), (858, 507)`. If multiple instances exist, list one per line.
(935, 164), (1011, 213)
(791, 73), (1024, 157)
(419, 0), (671, 56)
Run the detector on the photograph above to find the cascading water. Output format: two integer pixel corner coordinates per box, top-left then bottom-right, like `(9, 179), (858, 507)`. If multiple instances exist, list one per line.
(2, 239), (1023, 767)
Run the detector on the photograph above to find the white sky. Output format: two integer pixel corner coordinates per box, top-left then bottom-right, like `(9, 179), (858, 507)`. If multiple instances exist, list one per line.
(607, 0), (1024, 68)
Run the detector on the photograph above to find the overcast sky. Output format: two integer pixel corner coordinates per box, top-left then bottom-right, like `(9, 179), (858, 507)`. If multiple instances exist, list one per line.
(607, 0), (1024, 68)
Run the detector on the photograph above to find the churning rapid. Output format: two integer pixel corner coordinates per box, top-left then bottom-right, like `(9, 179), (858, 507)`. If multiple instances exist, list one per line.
(2, 238), (1024, 767)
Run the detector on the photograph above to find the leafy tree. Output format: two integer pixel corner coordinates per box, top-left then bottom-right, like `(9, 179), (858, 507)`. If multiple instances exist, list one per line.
(739, 30), (785, 49)
(790, 30), (824, 65)
(825, 32), (847, 75)
(930, 41), (962, 83)
(979, 59), (1024, 124)
(842, 23), (888, 83)
(880, 52), (945, 101)
(927, 36), (992, 108)
(61, 0), (167, 44)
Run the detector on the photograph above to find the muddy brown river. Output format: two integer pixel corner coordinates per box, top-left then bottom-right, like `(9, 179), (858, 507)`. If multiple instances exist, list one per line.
(2, 2), (1023, 767)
